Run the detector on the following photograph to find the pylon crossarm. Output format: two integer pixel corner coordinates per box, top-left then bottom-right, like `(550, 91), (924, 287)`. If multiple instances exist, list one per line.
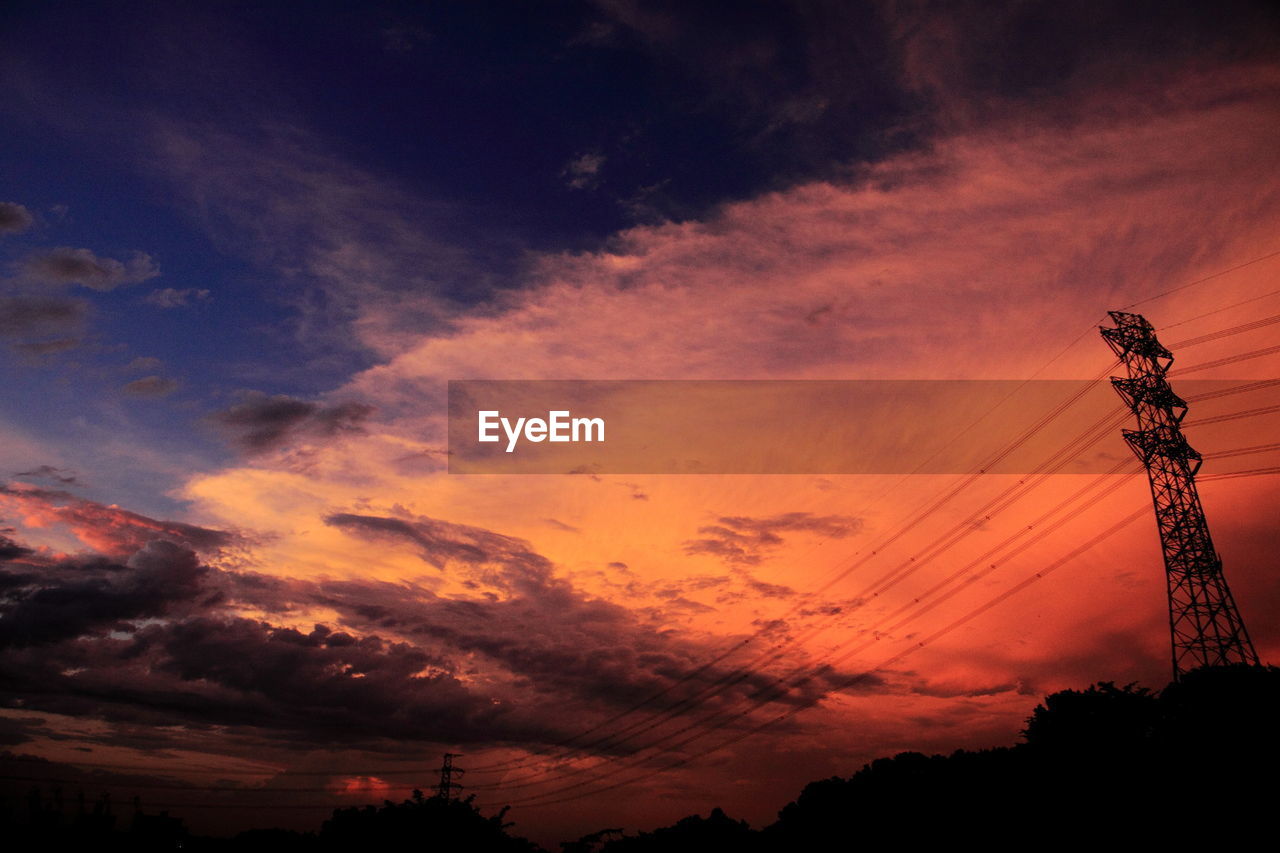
(1100, 311), (1259, 680)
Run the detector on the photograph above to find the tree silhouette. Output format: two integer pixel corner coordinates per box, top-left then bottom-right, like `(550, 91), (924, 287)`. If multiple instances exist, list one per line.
(319, 792), (541, 852)
(5, 666), (1278, 851)
(1021, 680), (1158, 753)
(596, 807), (761, 853)
(763, 665), (1280, 849)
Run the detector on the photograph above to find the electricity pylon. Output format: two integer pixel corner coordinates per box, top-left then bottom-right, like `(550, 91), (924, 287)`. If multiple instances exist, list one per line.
(435, 752), (465, 800)
(1101, 310), (1259, 679)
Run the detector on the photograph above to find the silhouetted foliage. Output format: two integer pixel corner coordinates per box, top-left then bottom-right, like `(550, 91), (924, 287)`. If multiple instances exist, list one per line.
(319, 792), (542, 852)
(766, 747), (1032, 848)
(761, 664), (1280, 848)
(560, 826), (624, 853)
(4, 666), (1277, 851)
(597, 807), (761, 853)
(2, 788), (188, 852)
(229, 827), (317, 853)
(0, 790), (543, 852)
(1022, 680), (1158, 752)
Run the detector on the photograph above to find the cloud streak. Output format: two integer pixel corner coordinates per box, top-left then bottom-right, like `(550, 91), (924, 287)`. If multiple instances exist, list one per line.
(123, 375), (179, 397)
(0, 202), (34, 234)
(684, 513), (862, 566)
(0, 483), (237, 557)
(209, 392), (375, 455)
(23, 247), (159, 290)
(0, 296), (85, 338)
(145, 286), (210, 307)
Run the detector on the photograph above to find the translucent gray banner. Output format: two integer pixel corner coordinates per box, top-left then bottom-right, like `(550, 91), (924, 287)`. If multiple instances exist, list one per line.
(446, 380), (1274, 474)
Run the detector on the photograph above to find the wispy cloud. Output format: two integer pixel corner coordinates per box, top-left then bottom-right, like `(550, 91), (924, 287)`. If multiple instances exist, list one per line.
(122, 375), (180, 397)
(0, 296), (85, 337)
(13, 337), (79, 355)
(684, 512), (862, 566)
(145, 286), (210, 307)
(22, 247), (159, 290)
(0, 202), (34, 234)
(563, 151), (605, 190)
(13, 465), (79, 485)
(150, 122), (506, 358)
(209, 391), (374, 455)
(0, 483), (237, 557)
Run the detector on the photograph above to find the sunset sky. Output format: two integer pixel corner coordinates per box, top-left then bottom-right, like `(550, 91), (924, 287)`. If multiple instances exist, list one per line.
(2, 1), (1280, 845)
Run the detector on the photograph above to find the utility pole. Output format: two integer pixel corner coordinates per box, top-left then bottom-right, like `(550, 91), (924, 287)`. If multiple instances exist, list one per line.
(1101, 310), (1259, 679)
(435, 752), (465, 800)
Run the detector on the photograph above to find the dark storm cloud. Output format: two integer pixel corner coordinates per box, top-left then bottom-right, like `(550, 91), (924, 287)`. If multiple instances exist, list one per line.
(318, 509), (824, 711)
(0, 534), (33, 561)
(0, 613), (563, 749)
(210, 392), (375, 454)
(0, 530), (550, 747)
(0, 540), (205, 648)
(141, 617), (488, 740)
(320, 510), (843, 715)
(309, 574), (828, 721)
(0, 542), (652, 748)
(0, 502), (875, 758)
(315, 514), (783, 719)
(22, 247), (159, 290)
(0, 202), (34, 234)
(0, 604), (532, 750)
(684, 512), (861, 566)
(0, 296), (85, 337)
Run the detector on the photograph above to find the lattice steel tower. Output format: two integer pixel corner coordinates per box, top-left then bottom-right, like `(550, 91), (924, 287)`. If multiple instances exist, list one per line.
(435, 752), (465, 800)
(1101, 311), (1259, 679)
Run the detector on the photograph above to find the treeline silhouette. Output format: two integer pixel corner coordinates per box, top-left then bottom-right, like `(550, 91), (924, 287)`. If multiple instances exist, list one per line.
(2, 787), (542, 852)
(4, 665), (1277, 851)
(582, 664), (1279, 851)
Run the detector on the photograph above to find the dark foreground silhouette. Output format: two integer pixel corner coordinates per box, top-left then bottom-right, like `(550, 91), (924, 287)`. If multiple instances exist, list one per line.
(4, 665), (1277, 851)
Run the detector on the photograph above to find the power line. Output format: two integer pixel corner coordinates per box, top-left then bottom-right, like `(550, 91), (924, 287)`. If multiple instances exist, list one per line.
(1167, 311), (1280, 349)
(1118, 248), (1280, 310)
(11, 286), (1279, 799)
(15, 388), (1275, 793)
(10, 444), (1276, 811)
(1102, 311), (1258, 678)
(1168, 342), (1280, 376)
(13, 387), (1273, 797)
(466, 374), (1127, 782)
(472, 376), (1280, 793)
(466, 302), (1280, 777)
(37, 450), (1280, 816)
(473, 467), (1144, 795)
(478, 507), (1153, 810)
(469, 352), (1121, 774)
(470, 420), (1280, 799)
(1157, 286), (1280, 330)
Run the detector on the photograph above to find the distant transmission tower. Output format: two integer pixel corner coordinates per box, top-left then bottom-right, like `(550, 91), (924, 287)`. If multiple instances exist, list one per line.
(435, 752), (465, 800)
(1101, 311), (1259, 679)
